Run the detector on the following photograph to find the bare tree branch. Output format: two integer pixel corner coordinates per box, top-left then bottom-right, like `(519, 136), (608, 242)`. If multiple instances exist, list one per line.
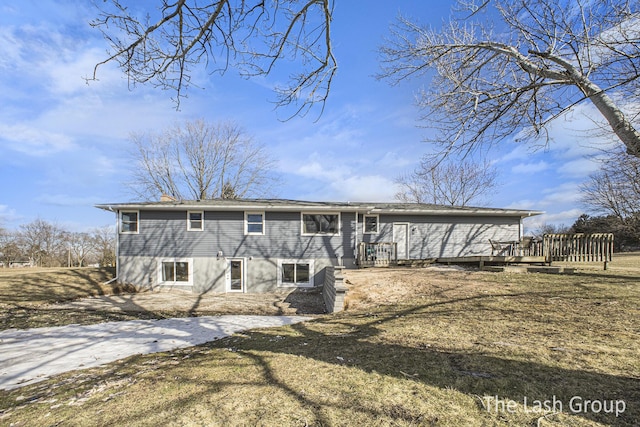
(88, 1), (336, 117)
(379, 0), (640, 158)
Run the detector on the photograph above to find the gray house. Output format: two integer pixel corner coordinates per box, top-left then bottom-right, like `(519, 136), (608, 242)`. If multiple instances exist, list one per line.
(96, 199), (542, 293)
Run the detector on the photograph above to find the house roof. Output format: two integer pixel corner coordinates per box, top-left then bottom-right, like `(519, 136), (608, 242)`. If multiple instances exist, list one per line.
(96, 198), (544, 218)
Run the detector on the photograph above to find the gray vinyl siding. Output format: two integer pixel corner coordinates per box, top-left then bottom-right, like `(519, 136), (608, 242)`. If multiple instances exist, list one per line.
(359, 214), (520, 258)
(117, 209), (521, 292)
(119, 210), (356, 262)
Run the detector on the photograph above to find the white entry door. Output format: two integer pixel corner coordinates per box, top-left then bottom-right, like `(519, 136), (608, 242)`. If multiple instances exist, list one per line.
(226, 258), (245, 292)
(393, 223), (410, 260)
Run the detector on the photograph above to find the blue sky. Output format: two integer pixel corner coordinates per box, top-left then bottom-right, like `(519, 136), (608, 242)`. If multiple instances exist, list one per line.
(0, 1), (611, 233)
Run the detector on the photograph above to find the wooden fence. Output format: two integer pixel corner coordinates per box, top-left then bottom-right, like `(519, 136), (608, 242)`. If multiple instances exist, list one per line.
(543, 233), (614, 269)
(357, 242), (397, 267)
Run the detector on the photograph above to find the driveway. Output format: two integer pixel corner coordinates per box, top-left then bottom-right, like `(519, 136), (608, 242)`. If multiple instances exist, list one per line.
(0, 315), (310, 390)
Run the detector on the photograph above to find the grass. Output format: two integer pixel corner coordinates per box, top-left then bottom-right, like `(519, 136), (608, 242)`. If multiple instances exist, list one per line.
(0, 267), (156, 330)
(0, 267), (324, 330)
(0, 258), (639, 426)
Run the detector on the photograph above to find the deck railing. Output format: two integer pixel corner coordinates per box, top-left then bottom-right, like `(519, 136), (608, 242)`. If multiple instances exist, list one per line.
(358, 233), (614, 269)
(543, 233), (614, 268)
(357, 242), (397, 267)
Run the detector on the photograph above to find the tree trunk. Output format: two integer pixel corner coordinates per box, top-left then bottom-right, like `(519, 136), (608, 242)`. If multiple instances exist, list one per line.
(581, 81), (640, 157)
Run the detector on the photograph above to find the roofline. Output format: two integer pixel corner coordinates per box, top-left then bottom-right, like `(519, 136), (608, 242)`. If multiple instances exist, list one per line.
(95, 202), (544, 218)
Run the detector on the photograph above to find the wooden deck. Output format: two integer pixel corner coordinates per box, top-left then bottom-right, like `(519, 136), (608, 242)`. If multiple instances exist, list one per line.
(358, 233), (613, 270)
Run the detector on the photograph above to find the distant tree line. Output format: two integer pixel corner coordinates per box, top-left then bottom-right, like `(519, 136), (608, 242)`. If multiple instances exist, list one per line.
(534, 214), (640, 253)
(0, 220), (115, 268)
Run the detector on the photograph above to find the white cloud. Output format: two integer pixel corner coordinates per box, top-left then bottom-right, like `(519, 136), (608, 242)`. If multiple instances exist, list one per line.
(379, 151), (416, 169)
(511, 161), (549, 174)
(329, 175), (398, 202)
(295, 160), (346, 182)
(0, 205), (21, 225)
(506, 181), (585, 230)
(291, 154), (398, 202)
(557, 157), (601, 178)
(538, 182), (583, 207)
(504, 199), (540, 210)
(498, 143), (540, 163)
(0, 124), (75, 156)
(524, 208), (584, 231)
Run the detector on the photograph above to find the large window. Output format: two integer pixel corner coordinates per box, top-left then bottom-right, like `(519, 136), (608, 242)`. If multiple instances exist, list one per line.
(187, 211), (203, 231)
(120, 211), (139, 234)
(158, 258), (192, 285)
(302, 213), (339, 235)
(277, 260), (314, 287)
(245, 212), (265, 235)
(364, 215), (379, 234)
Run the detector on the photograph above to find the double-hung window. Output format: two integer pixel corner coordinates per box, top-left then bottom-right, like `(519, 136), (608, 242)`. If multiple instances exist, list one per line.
(245, 212), (265, 235)
(188, 211), (204, 231)
(302, 213), (340, 235)
(120, 211), (139, 234)
(364, 214), (379, 234)
(278, 259), (314, 287)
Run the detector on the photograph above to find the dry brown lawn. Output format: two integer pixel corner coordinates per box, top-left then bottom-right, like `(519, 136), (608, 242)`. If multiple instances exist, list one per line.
(0, 257), (639, 426)
(0, 267), (323, 330)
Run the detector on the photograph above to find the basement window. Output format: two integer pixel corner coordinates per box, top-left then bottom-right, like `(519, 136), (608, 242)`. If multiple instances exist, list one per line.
(158, 258), (193, 285)
(277, 259), (314, 287)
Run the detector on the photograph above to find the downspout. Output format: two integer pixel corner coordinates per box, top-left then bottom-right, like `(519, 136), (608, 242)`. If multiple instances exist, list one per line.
(517, 214), (523, 240)
(520, 211), (537, 240)
(102, 205), (119, 285)
(354, 210), (360, 267)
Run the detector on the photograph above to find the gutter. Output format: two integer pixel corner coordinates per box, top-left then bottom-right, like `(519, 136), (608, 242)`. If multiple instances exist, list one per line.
(96, 203), (544, 218)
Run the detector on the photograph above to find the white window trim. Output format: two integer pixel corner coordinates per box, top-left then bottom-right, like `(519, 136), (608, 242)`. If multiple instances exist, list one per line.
(244, 211), (265, 235)
(277, 259), (315, 288)
(119, 210), (139, 235)
(157, 258), (194, 286)
(301, 212), (341, 236)
(187, 210), (204, 231)
(363, 214), (379, 234)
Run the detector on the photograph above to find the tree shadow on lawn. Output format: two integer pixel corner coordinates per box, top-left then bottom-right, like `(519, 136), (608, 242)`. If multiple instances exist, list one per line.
(1, 294), (637, 426)
(1, 277), (636, 425)
(0, 305), (179, 330)
(192, 284), (636, 427)
(0, 268), (117, 306)
(220, 307), (639, 426)
(95, 299), (637, 427)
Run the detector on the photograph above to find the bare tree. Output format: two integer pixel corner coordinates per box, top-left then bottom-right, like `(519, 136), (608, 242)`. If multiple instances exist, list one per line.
(91, 226), (116, 267)
(532, 222), (572, 239)
(89, 0), (336, 117)
(66, 232), (95, 267)
(19, 219), (68, 267)
(130, 119), (278, 200)
(379, 0), (640, 158)
(395, 157), (498, 206)
(580, 148), (640, 236)
(0, 228), (23, 267)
